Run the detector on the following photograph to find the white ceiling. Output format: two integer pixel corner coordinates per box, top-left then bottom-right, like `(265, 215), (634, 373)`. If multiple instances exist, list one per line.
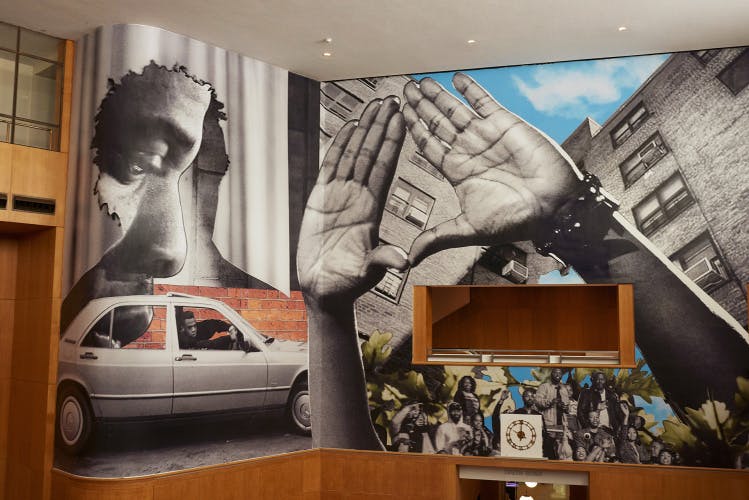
(3, 0), (749, 81)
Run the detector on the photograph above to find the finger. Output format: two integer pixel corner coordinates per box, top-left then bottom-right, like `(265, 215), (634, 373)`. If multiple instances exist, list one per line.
(364, 244), (409, 274)
(452, 72), (503, 118)
(407, 215), (477, 266)
(368, 112), (406, 198)
(402, 104), (447, 171)
(403, 80), (459, 144)
(337, 99), (382, 180)
(419, 77), (476, 131)
(354, 96), (400, 184)
(319, 120), (356, 184)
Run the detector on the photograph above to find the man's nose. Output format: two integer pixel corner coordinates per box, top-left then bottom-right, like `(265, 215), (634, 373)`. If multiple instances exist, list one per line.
(105, 173), (188, 277)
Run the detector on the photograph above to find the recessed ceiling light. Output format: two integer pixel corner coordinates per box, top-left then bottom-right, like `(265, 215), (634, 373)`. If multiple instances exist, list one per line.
(467, 39), (477, 44)
(322, 52), (332, 57)
(618, 26), (628, 31)
(324, 37), (333, 43)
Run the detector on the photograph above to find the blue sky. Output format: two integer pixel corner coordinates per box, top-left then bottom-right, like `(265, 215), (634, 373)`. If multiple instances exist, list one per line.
(414, 53), (669, 144)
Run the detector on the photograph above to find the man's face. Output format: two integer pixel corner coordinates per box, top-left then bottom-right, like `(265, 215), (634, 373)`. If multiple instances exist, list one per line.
(183, 317), (198, 339)
(522, 390), (536, 407)
(461, 378), (473, 391)
(448, 406), (462, 423)
(95, 66), (213, 278)
(588, 410), (600, 428)
(551, 368), (563, 384)
(593, 373), (606, 391)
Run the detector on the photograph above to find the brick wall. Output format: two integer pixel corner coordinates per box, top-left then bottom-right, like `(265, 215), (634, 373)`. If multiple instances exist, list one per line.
(123, 285), (309, 349)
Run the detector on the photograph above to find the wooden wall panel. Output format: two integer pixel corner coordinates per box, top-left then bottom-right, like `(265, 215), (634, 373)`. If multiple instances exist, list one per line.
(47, 448), (749, 500)
(0, 143), (11, 196)
(7, 146), (68, 227)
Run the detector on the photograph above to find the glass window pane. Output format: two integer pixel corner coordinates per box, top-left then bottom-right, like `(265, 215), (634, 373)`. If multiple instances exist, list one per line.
(116, 306), (167, 350)
(14, 55), (60, 124)
(718, 50), (749, 94)
(0, 49), (14, 116)
(13, 120), (56, 149)
(0, 23), (17, 51)
(659, 175), (685, 201)
(19, 28), (63, 61)
(81, 312), (113, 348)
(0, 117), (10, 143)
(634, 196), (659, 221)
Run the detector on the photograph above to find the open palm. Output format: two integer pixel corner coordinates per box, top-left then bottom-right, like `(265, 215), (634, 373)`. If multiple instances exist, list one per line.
(402, 73), (581, 264)
(297, 97), (407, 304)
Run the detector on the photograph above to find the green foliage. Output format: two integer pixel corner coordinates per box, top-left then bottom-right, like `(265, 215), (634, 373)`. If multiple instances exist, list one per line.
(660, 377), (749, 468)
(361, 331), (514, 445)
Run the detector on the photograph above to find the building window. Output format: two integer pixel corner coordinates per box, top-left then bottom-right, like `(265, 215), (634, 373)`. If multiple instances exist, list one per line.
(320, 82), (363, 121)
(619, 133), (669, 187)
(717, 49), (749, 95)
(0, 22), (65, 150)
(385, 178), (435, 229)
(671, 232), (729, 293)
(359, 77), (381, 90)
(477, 244), (529, 284)
(371, 240), (410, 303)
(632, 172), (694, 236)
(692, 49), (720, 65)
(409, 150), (444, 180)
(610, 102), (649, 148)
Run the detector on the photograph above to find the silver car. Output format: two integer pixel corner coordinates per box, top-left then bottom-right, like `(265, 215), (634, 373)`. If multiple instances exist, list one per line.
(56, 292), (310, 454)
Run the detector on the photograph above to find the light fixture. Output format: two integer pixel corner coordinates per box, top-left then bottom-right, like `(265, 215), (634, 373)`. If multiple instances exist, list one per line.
(618, 26), (628, 31)
(467, 39), (477, 44)
(322, 52), (332, 57)
(324, 37), (333, 43)
(525, 482), (538, 488)
(519, 496), (534, 500)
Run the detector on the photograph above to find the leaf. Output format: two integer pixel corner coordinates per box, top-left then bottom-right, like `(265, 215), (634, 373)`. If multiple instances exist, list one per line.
(361, 330), (393, 371)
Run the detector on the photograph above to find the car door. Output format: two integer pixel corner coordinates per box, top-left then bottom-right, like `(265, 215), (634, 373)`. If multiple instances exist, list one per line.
(75, 304), (173, 418)
(171, 303), (269, 414)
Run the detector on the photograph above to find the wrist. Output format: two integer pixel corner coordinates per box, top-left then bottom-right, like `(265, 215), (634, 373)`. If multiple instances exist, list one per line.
(534, 171), (636, 278)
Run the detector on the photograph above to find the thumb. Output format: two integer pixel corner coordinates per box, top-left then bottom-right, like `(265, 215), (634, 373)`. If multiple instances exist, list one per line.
(364, 244), (409, 272)
(407, 216), (477, 266)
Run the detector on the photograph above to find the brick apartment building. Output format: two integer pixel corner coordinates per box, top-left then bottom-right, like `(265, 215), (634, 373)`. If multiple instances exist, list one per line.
(563, 48), (749, 326)
(320, 77), (560, 346)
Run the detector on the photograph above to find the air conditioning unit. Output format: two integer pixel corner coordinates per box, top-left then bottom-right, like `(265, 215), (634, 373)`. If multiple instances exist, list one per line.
(684, 257), (724, 291)
(501, 260), (529, 284)
(639, 140), (666, 167)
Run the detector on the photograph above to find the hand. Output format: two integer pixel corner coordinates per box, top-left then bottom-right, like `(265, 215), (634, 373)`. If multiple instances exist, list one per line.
(297, 97), (407, 306)
(402, 73), (581, 265)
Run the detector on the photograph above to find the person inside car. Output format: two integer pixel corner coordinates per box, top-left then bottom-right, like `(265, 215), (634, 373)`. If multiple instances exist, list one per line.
(177, 310), (248, 351)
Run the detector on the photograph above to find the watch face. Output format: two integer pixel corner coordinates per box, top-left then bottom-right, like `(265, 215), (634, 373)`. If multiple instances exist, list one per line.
(505, 419), (537, 451)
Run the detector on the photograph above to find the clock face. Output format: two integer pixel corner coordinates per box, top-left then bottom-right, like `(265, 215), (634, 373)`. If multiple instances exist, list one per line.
(505, 419), (537, 451)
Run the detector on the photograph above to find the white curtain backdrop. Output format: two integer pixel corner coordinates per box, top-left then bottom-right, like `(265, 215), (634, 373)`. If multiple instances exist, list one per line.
(63, 24), (290, 296)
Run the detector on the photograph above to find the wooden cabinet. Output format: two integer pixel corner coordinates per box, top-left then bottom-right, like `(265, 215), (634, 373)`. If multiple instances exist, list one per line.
(413, 284), (635, 367)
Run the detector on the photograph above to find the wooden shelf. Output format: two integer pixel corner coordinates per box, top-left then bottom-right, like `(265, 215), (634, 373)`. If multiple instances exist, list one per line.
(413, 284), (635, 367)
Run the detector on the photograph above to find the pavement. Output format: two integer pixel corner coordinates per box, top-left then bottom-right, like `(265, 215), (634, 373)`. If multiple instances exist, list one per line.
(53, 413), (313, 478)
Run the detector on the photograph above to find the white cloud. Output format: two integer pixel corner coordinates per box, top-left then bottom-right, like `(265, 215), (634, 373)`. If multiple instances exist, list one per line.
(513, 55), (668, 118)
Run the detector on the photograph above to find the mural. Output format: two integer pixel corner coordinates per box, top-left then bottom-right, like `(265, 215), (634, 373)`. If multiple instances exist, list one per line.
(55, 24), (317, 477)
(310, 49), (749, 468)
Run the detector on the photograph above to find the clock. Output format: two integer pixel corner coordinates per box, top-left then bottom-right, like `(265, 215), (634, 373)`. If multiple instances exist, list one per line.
(505, 419), (537, 451)
(499, 414), (544, 458)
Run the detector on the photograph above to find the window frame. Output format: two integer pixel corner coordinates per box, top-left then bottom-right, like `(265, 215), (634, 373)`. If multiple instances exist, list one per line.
(717, 48), (749, 95)
(619, 132), (669, 188)
(632, 172), (694, 236)
(320, 82), (363, 121)
(371, 240), (411, 303)
(610, 102), (649, 149)
(670, 232), (729, 293)
(0, 22), (64, 150)
(384, 178), (436, 229)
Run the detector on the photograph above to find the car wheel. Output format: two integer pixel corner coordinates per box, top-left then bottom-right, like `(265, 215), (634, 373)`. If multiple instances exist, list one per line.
(56, 385), (93, 455)
(287, 381), (311, 435)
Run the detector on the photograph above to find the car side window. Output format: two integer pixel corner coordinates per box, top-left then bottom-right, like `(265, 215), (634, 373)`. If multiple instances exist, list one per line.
(111, 305), (167, 349)
(176, 306), (258, 352)
(81, 312), (113, 348)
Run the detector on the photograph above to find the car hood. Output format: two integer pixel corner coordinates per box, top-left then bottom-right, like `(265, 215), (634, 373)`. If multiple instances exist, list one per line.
(266, 339), (308, 352)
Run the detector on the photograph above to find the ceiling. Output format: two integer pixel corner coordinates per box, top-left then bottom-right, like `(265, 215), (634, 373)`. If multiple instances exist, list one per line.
(3, 0), (749, 81)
